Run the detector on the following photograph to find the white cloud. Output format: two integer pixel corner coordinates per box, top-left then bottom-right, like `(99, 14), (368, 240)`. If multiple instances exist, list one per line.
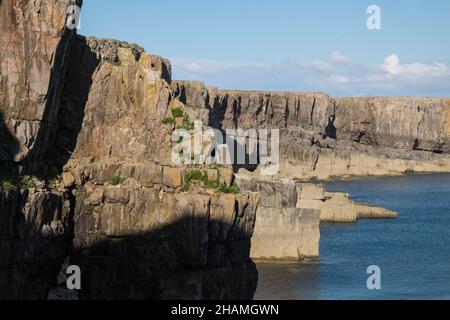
(171, 52), (450, 97)
(382, 54), (402, 76)
(330, 51), (349, 63)
(311, 60), (332, 72)
(182, 62), (202, 72)
(310, 52), (349, 73)
(382, 54), (448, 79)
(328, 74), (350, 84)
(171, 58), (264, 76)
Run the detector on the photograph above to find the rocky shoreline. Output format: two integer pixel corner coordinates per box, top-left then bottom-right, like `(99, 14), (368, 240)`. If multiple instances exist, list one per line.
(1, 0), (449, 299)
(236, 175), (396, 260)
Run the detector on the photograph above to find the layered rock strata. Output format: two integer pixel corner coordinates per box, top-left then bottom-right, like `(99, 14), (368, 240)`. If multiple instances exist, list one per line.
(297, 183), (397, 222)
(1, 0), (448, 299)
(0, 0), (80, 169)
(0, 0), (76, 299)
(173, 81), (450, 180)
(236, 175), (320, 260)
(1, 1), (259, 299)
(0, 188), (73, 299)
(237, 176), (396, 260)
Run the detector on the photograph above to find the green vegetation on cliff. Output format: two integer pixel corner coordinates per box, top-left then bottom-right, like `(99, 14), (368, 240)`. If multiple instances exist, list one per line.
(183, 170), (239, 194)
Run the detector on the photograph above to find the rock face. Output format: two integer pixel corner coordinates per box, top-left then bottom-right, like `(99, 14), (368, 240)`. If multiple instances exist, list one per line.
(237, 177), (396, 260)
(72, 183), (259, 299)
(61, 38), (259, 299)
(174, 81), (450, 180)
(0, 188), (73, 299)
(0, 0), (76, 299)
(1, 0), (448, 299)
(1, 0), (258, 300)
(236, 175), (320, 260)
(0, 0), (79, 167)
(297, 184), (397, 223)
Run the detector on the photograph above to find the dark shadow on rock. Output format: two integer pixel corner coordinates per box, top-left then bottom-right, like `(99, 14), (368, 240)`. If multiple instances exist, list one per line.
(0, 110), (20, 176)
(44, 36), (99, 171)
(70, 215), (258, 300)
(207, 97), (259, 173)
(0, 202), (258, 300)
(208, 94), (227, 131)
(1, 3), (258, 299)
(23, 31), (98, 177)
(0, 188), (74, 300)
(0, 1), (98, 300)
(325, 115), (337, 140)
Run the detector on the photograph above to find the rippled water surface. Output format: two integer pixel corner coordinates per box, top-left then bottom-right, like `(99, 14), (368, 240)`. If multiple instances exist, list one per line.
(255, 174), (450, 300)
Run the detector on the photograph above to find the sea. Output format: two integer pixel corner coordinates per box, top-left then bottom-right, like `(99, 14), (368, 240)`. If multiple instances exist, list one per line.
(255, 174), (450, 300)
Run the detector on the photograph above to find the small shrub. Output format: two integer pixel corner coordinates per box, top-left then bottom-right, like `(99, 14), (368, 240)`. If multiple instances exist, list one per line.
(176, 124), (193, 131)
(220, 183), (239, 194)
(171, 107), (184, 118)
(110, 176), (126, 186)
(20, 175), (37, 189)
(205, 178), (221, 189)
(163, 117), (176, 125)
(48, 177), (60, 190)
(1, 180), (16, 191)
(185, 170), (206, 184)
(90, 156), (96, 164)
(183, 170), (239, 194)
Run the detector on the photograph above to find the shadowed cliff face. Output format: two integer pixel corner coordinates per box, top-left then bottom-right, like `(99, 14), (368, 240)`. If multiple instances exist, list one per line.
(72, 205), (258, 300)
(0, 0), (79, 299)
(0, 188), (74, 300)
(0, 110), (19, 171)
(0, 0), (260, 300)
(23, 35), (99, 175)
(0, 0), (75, 163)
(0, 185), (258, 300)
(1, 0), (450, 301)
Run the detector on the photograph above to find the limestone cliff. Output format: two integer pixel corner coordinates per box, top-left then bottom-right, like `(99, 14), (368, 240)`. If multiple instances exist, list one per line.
(174, 81), (450, 180)
(1, 0), (258, 300)
(236, 175), (320, 260)
(63, 37), (259, 299)
(0, 0), (77, 300)
(1, 0), (449, 299)
(236, 176), (396, 260)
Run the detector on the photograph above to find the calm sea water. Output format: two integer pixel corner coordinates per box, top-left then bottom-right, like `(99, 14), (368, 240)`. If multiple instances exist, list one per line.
(255, 174), (450, 300)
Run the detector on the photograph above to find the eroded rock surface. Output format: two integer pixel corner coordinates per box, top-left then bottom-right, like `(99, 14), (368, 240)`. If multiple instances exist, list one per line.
(174, 81), (450, 180)
(1, 0), (259, 300)
(297, 184), (397, 223)
(0, 0), (79, 167)
(236, 175), (321, 260)
(236, 175), (396, 260)
(1, 0), (448, 299)
(0, 0), (76, 299)
(0, 188), (73, 299)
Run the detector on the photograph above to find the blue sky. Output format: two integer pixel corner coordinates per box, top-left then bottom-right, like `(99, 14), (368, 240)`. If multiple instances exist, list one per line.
(80, 0), (450, 97)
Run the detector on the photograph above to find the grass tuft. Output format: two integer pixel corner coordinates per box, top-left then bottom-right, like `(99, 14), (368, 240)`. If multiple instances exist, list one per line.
(182, 170), (239, 194)
(110, 176), (126, 186)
